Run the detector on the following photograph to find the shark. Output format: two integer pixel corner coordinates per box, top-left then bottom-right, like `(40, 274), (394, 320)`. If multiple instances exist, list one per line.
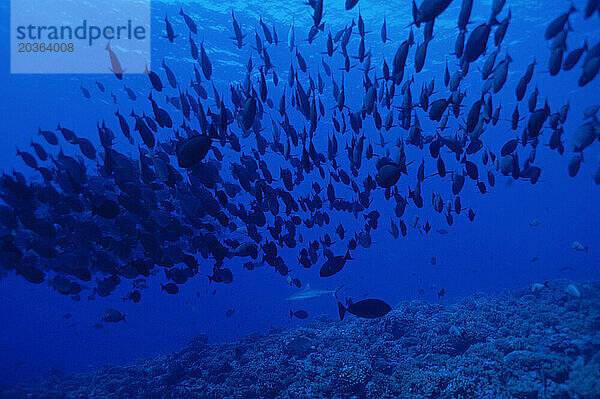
(285, 284), (343, 301)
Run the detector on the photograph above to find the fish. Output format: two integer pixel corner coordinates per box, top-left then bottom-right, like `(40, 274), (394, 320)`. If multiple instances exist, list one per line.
(177, 135), (211, 168)
(80, 85), (91, 99)
(463, 22), (493, 65)
(231, 11), (246, 48)
(164, 15), (178, 42)
(124, 290), (141, 303)
(101, 308), (126, 323)
(381, 18), (388, 43)
(458, 0), (473, 31)
(105, 42), (125, 79)
(413, 0), (454, 27)
(162, 59), (177, 88)
(566, 284), (581, 298)
(161, 283), (179, 294)
(545, 4), (576, 40)
(179, 8), (198, 34)
(285, 284), (343, 301)
(563, 41), (588, 71)
(320, 250), (353, 277)
(200, 41), (212, 79)
(571, 241), (588, 252)
(290, 309), (309, 319)
(144, 65), (163, 92)
(338, 298), (391, 320)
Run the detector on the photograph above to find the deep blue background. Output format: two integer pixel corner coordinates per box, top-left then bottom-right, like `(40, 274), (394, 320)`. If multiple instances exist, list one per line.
(0, 0), (599, 385)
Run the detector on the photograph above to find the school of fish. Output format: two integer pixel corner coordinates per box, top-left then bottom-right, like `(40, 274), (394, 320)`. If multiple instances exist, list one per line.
(2, 0), (600, 321)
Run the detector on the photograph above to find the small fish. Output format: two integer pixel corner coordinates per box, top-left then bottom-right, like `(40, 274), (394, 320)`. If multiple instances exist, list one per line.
(571, 241), (588, 253)
(124, 85), (136, 100)
(164, 15), (178, 42)
(179, 8), (198, 34)
(161, 282), (179, 294)
(565, 283), (581, 298)
(531, 282), (549, 292)
(124, 290), (141, 303)
(80, 85), (90, 99)
(101, 308), (126, 323)
(289, 310), (309, 319)
(105, 42), (125, 79)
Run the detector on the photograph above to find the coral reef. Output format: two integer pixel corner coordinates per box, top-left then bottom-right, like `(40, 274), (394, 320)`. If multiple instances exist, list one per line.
(3, 280), (600, 399)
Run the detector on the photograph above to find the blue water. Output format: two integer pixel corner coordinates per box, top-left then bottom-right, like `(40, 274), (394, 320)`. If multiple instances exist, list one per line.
(0, 0), (599, 389)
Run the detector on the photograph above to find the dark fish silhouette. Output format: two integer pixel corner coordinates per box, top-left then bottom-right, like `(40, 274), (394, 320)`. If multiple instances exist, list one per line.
(164, 15), (178, 42)
(338, 299), (391, 320)
(179, 8), (198, 34)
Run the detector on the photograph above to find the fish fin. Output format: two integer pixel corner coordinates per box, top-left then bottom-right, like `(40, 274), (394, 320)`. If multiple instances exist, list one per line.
(337, 302), (346, 320)
(334, 285), (344, 299)
(345, 249), (353, 261)
(569, 3), (577, 14)
(488, 14), (500, 26)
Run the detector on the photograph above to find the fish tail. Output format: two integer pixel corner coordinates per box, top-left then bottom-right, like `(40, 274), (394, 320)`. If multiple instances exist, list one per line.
(337, 302), (346, 320)
(569, 3), (577, 14)
(345, 249), (353, 261)
(334, 284), (344, 299)
(289, 310), (293, 319)
(488, 14), (500, 26)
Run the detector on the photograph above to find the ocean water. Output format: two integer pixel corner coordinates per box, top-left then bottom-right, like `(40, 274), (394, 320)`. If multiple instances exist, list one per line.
(0, 0), (599, 397)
